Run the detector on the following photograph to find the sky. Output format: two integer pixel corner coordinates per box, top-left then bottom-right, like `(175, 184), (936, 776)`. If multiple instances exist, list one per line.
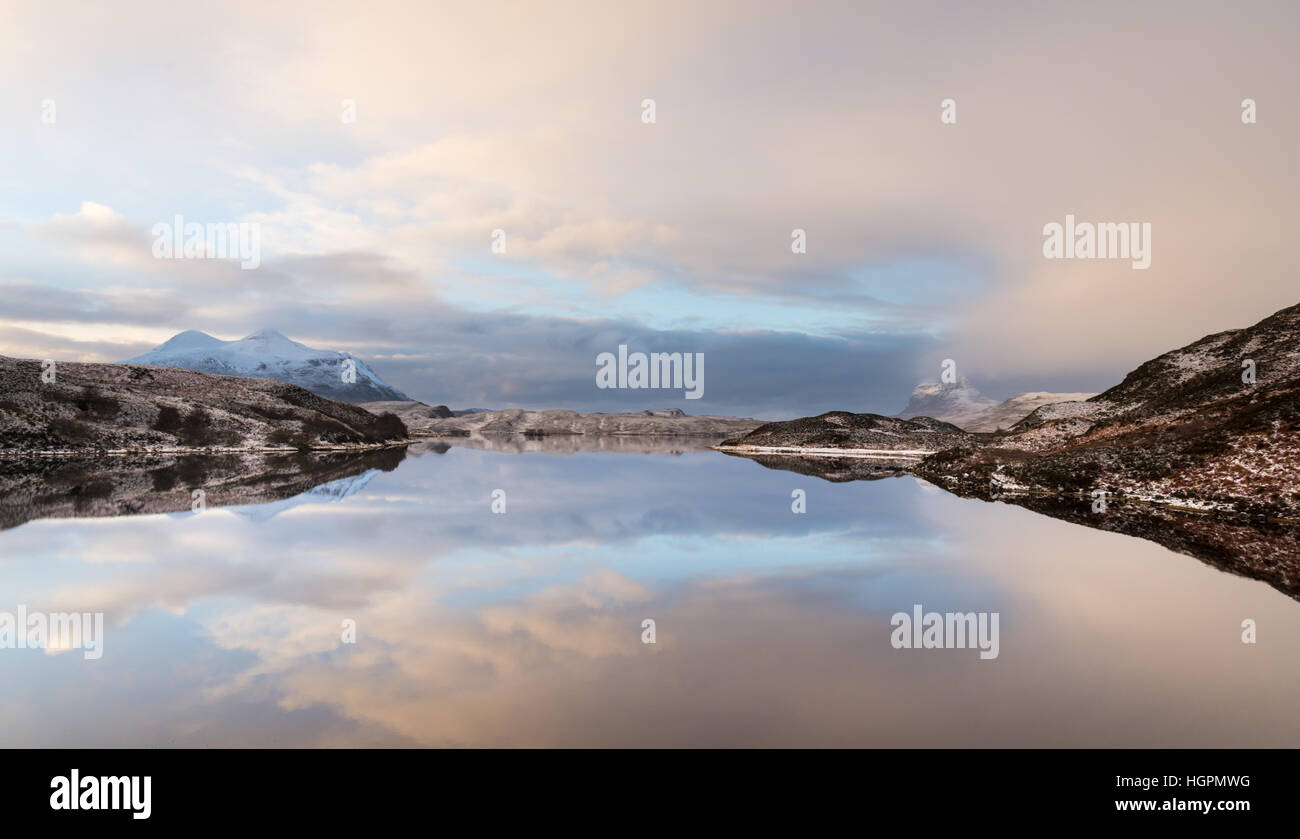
(1, 0), (1297, 418)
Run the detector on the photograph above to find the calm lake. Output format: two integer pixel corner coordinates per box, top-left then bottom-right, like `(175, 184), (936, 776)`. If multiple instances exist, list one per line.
(1, 440), (1298, 747)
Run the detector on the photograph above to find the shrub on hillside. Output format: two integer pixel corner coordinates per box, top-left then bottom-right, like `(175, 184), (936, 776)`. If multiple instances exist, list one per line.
(177, 408), (242, 447)
(75, 387), (120, 419)
(48, 417), (98, 446)
(153, 405), (184, 434)
(366, 412), (409, 442)
(268, 427), (313, 451)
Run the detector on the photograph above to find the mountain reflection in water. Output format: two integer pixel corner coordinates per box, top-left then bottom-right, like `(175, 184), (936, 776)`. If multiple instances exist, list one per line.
(0, 438), (1297, 747)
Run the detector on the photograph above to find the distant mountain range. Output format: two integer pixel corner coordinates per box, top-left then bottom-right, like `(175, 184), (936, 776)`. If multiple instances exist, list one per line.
(363, 402), (761, 438)
(122, 330), (1091, 432)
(124, 329), (409, 403)
(897, 378), (1095, 432)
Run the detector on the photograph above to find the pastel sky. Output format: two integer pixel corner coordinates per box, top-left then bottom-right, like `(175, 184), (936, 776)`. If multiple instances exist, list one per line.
(1, 0), (1296, 417)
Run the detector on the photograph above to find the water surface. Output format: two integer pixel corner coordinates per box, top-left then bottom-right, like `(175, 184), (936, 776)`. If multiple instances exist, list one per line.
(1, 441), (1297, 747)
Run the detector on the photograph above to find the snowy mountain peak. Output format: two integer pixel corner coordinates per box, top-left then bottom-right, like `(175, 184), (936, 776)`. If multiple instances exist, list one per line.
(125, 330), (411, 404)
(224, 330), (322, 361)
(898, 378), (1098, 432)
(898, 378), (997, 420)
(152, 329), (223, 353)
(237, 329), (318, 354)
(244, 328), (291, 341)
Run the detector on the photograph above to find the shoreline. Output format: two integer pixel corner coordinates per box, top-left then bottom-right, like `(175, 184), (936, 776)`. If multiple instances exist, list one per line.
(0, 442), (410, 458)
(711, 444), (934, 459)
(716, 445), (1300, 526)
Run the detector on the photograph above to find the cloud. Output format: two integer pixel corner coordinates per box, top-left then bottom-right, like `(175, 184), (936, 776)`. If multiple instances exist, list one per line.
(1, 0), (1297, 409)
(31, 202), (155, 268)
(3, 208), (936, 414)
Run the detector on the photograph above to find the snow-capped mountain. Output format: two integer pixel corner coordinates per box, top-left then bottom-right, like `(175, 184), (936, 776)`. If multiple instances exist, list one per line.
(897, 379), (1096, 431)
(896, 378), (999, 428)
(967, 391), (1097, 432)
(124, 329), (410, 403)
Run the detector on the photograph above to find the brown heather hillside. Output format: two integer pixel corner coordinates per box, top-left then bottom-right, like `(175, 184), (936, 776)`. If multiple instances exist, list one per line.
(0, 356), (409, 453)
(917, 302), (1300, 518)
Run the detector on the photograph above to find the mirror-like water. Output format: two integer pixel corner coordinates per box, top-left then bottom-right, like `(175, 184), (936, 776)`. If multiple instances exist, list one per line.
(1, 440), (1296, 747)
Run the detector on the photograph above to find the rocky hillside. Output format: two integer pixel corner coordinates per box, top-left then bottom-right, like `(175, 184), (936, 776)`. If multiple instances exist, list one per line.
(918, 302), (1300, 517)
(374, 405), (762, 438)
(718, 411), (970, 453)
(0, 356), (409, 453)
